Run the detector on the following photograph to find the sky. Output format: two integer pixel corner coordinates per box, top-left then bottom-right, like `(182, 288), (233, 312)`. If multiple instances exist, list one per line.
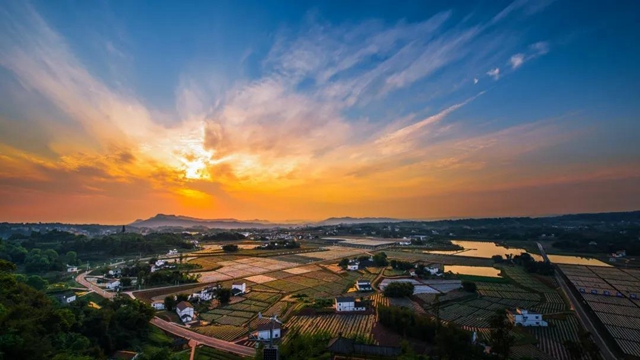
(0, 0), (639, 224)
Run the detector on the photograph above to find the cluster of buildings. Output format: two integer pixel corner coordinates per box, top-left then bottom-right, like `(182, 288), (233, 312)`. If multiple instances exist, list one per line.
(151, 259), (176, 273)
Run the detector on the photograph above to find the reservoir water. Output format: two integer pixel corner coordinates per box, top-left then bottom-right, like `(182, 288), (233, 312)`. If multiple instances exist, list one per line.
(425, 240), (610, 267)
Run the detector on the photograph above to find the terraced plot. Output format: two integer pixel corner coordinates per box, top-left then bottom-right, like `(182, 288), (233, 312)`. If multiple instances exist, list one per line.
(559, 264), (640, 358)
(194, 324), (247, 341)
(286, 314), (376, 342)
(528, 316), (583, 360)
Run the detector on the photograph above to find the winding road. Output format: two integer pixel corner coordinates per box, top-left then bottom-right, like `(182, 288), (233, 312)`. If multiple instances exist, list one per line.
(537, 242), (619, 360)
(76, 270), (256, 357)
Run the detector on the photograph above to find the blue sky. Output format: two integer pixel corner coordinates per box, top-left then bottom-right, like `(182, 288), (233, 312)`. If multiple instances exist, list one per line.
(0, 0), (639, 223)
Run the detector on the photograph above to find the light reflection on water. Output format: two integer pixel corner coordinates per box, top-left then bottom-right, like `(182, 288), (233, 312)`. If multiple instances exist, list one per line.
(425, 240), (610, 267)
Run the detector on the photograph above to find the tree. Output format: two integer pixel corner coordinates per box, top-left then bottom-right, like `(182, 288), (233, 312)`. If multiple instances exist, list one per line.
(488, 309), (515, 360)
(26, 275), (48, 290)
(0, 259), (16, 273)
(176, 293), (189, 302)
(164, 296), (176, 311)
(491, 255), (504, 263)
(217, 288), (232, 304)
(120, 278), (132, 287)
(65, 251), (79, 265)
(462, 281), (477, 293)
(222, 244), (238, 252)
(383, 282), (414, 297)
(338, 258), (349, 268)
(372, 252), (388, 266)
(563, 340), (584, 360)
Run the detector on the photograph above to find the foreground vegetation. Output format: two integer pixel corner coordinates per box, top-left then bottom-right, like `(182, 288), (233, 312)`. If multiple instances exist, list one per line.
(0, 259), (184, 359)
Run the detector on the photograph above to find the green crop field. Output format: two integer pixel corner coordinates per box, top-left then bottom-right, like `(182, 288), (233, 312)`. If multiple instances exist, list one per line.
(194, 325), (247, 341)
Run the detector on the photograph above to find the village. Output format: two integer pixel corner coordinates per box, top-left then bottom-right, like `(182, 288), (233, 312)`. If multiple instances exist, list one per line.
(64, 234), (594, 360)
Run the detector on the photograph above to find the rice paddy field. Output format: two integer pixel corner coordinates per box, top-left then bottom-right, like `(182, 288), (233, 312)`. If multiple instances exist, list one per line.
(560, 264), (640, 358)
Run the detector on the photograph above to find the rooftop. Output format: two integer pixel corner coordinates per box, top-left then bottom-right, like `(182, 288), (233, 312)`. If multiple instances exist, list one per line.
(257, 322), (282, 331)
(335, 296), (355, 303)
(176, 301), (193, 311)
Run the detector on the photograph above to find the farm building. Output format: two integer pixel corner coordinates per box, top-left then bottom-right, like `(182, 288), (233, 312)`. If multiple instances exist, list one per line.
(335, 296), (366, 312)
(232, 282), (246, 296)
(356, 280), (372, 291)
(67, 265), (78, 272)
(151, 301), (165, 310)
(507, 308), (547, 327)
(347, 260), (359, 271)
(53, 293), (77, 304)
(254, 322), (282, 340)
(176, 301), (195, 322)
(106, 280), (120, 290)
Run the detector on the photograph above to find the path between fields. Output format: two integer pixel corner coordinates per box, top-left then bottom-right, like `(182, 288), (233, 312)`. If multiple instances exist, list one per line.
(537, 243), (619, 360)
(151, 317), (255, 357)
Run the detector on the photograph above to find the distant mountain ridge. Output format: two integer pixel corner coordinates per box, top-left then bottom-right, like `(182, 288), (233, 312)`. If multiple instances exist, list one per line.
(127, 211), (640, 230)
(129, 214), (406, 229)
(129, 214), (281, 229)
(316, 217), (406, 226)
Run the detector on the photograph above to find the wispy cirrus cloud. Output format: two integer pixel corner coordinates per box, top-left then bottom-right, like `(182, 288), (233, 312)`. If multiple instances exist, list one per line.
(2, 0), (632, 223)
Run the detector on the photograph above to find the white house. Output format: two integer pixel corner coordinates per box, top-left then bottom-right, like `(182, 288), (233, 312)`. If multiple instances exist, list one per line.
(335, 296), (366, 312)
(347, 260), (359, 271)
(426, 266), (442, 276)
(151, 301), (165, 310)
(66, 265), (78, 273)
(356, 280), (372, 292)
(167, 249), (178, 256)
(232, 283), (246, 296)
(106, 280), (120, 290)
(108, 269), (121, 277)
(155, 259), (166, 267)
(176, 301), (195, 323)
(508, 308), (547, 327)
(55, 293), (77, 304)
(255, 322), (282, 340)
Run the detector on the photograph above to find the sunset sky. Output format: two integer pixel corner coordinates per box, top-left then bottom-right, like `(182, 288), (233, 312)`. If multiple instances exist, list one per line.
(1, 0), (639, 224)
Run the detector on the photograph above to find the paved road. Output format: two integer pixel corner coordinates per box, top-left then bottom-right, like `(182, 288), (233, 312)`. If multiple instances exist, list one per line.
(76, 270), (256, 357)
(537, 242), (619, 360)
(151, 317), (255, 357)
(75, 271), (116, 299)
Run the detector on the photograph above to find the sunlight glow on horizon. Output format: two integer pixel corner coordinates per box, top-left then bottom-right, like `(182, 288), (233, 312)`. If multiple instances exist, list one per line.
(0, 1), (639, 224)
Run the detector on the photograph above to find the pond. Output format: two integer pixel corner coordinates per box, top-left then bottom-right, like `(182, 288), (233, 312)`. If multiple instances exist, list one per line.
(425, 240), (610, 267)
(445, 265), (502, 278)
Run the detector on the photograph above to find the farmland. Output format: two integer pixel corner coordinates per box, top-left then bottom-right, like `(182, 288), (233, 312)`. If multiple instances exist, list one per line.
(560, 264), (640, 358)
(286, 314), (376, 342)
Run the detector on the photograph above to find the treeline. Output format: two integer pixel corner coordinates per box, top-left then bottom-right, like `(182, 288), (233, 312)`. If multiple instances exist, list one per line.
(553, 237), (640, 256)
(0, 260), (156, 359)
(492, 253), (554, 276)
(0, 237), (80, 273)
(383, 282), (414, 297)
(377, 305), (488, 359)
(105, 261), (199, 287)
(513, 253), (554, 276)
(0, 231), (195, 267)
(202, 232), (246, 241)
